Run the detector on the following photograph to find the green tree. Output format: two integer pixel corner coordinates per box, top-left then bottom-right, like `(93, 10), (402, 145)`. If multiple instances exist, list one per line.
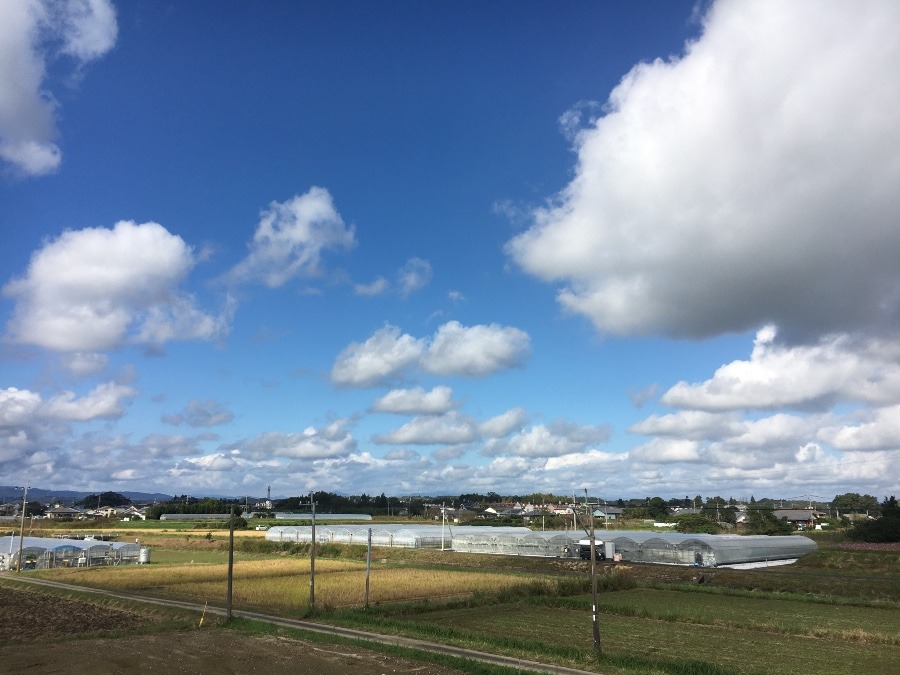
(644, 497), (668, 519)
(80, 491), (131, 508)
(24, 501), (46, 517)
(745, 507), (793, 535)
(832, 493), (879, 516)
(848, 496), (900, 543)
(675, 514), (721, 534)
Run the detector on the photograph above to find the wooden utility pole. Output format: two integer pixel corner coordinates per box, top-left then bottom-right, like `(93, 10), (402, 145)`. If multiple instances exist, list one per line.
(226, 505), (235, 621)
(16, 486), (28, 573)
(309, 491), (316, 608)
(585, 489), (601, 653)
(225, 504), (234, 621)
(365, 527), (372, 610)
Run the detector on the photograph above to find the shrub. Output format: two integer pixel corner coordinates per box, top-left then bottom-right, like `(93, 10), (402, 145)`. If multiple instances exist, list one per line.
(675, 514), (721, 534)
(848, 496), (900, 543)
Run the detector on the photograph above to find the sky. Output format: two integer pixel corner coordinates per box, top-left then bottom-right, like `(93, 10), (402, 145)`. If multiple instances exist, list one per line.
(1, 0), (899, 502)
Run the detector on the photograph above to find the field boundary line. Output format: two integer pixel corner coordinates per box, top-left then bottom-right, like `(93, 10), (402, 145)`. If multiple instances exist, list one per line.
(2, 575), (603, 675)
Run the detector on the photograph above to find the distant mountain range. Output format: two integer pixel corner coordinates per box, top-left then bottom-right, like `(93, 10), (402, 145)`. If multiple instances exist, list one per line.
(0, 486), (172, 505)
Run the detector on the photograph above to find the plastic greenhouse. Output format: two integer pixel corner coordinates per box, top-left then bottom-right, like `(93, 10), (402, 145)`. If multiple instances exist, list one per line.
(265, 525), (816, 566)
(0, 536), (145, 571)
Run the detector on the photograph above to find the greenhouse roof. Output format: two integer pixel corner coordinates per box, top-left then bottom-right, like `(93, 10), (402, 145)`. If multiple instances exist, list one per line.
(265, 525), (817, 564)
(0, 536), (140, 552)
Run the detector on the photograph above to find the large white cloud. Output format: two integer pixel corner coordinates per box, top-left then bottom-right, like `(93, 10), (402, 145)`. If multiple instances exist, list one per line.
(226, 420), (357, 460)
(373, 412), (479, 446)
(43, 381), (136, 421)
(662, 327), (900, 411)
(421, 321), (531, 377)
(3, 220), (230, 352)
(0, 0), (117, 176)
(0, 382), (137, 482)
(331, 321), (531, 387)
(331, 325), (426, 387)
(483, 420), (612, 459)
(479, 407), (527, 438)
(623, 326), (900, 494)
(507, 0), (900, 342)
(228, 187), (356, 288)
(819, 405), (900, 452)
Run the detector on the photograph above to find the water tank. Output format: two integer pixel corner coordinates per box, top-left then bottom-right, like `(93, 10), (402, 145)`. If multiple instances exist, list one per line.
(138, 547), (151, 564)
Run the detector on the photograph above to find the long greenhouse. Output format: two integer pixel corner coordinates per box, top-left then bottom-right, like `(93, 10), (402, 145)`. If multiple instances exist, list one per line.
(265, 525), (817, 566)
(0, 536), (147, 571)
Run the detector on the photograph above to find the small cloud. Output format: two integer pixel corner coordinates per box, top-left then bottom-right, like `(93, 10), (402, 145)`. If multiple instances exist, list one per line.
(628, 383), (659, 408)
(371, 386), (456, 415)
(227, 187), (356, 288)
(354, 277), (389, 297)
(162, 399), (234, 428)
(397, 258), (432, 297)
(61, 352), (108, 377)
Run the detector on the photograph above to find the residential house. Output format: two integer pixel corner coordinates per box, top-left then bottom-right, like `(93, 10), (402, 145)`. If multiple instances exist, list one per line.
(46, 506), (84, 520)
(774, 508), (821, 530)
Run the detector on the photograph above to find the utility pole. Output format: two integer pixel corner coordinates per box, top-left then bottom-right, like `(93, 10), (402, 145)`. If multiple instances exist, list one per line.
(17, 486), (28, 572)
(584, 489), (601, 654)
(226, 505), (234, 621)
(309, 491), (316, 608)
(365, 527), (372, 610)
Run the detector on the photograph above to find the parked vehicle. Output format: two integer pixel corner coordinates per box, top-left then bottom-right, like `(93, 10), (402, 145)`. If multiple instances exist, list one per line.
(578, 539), (605, 561)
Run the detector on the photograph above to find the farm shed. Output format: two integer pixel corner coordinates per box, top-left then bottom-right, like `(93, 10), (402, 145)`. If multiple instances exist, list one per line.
(0, 536), (145, 571)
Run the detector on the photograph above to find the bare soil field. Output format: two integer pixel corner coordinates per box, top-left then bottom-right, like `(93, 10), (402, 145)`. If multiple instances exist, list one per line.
(0, 584), (465, 674)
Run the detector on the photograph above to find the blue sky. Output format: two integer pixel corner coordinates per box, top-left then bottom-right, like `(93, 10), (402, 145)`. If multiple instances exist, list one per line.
(2, 0), (899, 501)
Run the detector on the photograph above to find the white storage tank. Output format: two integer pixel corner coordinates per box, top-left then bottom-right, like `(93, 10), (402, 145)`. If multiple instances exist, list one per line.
(138, 547), (151, 564)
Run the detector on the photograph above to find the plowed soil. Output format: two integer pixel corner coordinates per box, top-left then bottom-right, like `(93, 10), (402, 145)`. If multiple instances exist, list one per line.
(0, 584), (463, 674)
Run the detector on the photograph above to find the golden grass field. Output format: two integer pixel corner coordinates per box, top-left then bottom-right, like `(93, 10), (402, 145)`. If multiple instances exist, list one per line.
(40, 557), (547, 610)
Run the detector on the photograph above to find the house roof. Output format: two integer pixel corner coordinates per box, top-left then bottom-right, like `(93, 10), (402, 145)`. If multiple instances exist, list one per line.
(774, 509), (819, 521)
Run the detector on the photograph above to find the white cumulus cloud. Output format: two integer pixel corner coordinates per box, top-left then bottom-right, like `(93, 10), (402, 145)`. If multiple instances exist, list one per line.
(506, 0), (900, 342)
(661, 327), (900, 411)
(373, 412), (478, 446)
(331, 321), (530, 387)
(3, 220), (229, 352)
(0, 0), (117, 176)
(371, 386), (456, 415)
(421, 321), (531, 377)
(228, 187), (356, 288)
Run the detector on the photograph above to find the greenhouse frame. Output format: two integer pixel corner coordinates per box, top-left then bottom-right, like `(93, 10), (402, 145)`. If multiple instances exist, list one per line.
(0, 536), (146, 571)
(265, 525), (817, 566)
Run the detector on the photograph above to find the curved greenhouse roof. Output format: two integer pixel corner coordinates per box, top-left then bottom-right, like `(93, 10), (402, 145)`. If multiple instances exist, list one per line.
(0, 536), (145, 570)
(265, 525), (816, 565)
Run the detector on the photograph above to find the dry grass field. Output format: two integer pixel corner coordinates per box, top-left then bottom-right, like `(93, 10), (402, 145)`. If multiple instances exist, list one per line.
(36, 556), (551, 611)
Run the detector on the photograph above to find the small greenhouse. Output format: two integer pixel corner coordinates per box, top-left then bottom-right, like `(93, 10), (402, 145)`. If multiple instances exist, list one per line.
(0, 536), (146, 571)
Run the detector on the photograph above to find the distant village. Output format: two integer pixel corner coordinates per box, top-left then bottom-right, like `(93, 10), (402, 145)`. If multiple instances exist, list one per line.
(0, 488), (882, 534)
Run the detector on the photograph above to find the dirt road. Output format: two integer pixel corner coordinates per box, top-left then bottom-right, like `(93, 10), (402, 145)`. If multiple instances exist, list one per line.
(0, 584), (464, 674)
